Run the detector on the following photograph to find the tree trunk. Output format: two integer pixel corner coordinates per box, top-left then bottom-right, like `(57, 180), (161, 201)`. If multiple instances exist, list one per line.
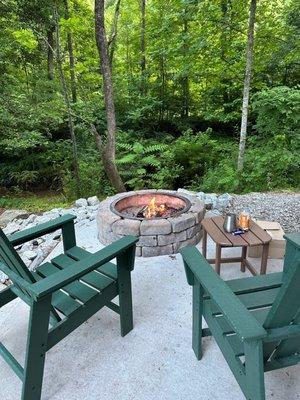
(237, 0), (257, 172)
(140, 0), (146, 95)
(108, 0), (121, 67)
(64, 0), (77, 103)
(182, 12), (189, 118)
(94, 0), (126, 193)
(47, 28), (55, 80)
(54, 6), (81, 196)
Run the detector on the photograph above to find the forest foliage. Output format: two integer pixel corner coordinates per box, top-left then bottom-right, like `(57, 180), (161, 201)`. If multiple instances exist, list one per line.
(0, 0), (299, 199)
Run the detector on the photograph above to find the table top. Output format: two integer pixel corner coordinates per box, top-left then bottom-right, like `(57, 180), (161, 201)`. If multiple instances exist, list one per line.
(201, 216), (272, 247)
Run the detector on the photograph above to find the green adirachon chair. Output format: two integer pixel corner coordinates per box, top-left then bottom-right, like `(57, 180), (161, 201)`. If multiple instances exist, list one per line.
(181, 233), (300, 400)
(0, 214), (138, 400)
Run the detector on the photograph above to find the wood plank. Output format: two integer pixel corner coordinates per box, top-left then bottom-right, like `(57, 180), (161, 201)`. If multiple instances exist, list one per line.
(226, 272), (283, 295)
(214, 308), (270, 335)
(0, 342), (24, 381)
(51, 253), (114, 292)
(208, 287), (279, 315)
(39, 259), (98, 303)
(66, 246), (118, 280)
(47, 283), (118, 350)
(201, 218), (232, 246)
(212, 216), (248, 246)
(250, 221), (272, 244)
(181, 246), (267, 341)
(36, 263), (81, 316)
(240, 230), (262, 246)
(264, 354), (300, 372)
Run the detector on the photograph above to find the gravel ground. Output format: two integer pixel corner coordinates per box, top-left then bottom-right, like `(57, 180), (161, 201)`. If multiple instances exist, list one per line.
(225, 192), (300, 233)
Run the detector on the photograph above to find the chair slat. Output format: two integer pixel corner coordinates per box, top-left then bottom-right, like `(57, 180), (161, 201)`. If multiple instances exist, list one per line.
(51, 252), (115, 292)
(37, 261), (98, 303)
(66, 246), (118, 280)
(36, 263), (81, 316)
(263, 254), (300, 360)
(0, 228), (35, 284)
(226, 272), (283, 295)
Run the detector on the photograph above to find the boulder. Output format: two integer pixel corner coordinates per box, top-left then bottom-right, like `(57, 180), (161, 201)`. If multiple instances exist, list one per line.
(75, 198), (88, 207)
(0, 209), (29, 227)
(23, 250), (38, 261)
(87, 196), (100, 206)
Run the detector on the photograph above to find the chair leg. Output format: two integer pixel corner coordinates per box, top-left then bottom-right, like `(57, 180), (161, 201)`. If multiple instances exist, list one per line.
(22, 296), (51, 400)
(215, 245), (222, 275)
(118, 265), (134, 337)
(244, 340), (266, 400)
(192, 281), (203, 360)
(241, 246), (247, 272)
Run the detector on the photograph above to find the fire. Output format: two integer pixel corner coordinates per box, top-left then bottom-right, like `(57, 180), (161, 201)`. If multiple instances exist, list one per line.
(144, 197), (166, 219)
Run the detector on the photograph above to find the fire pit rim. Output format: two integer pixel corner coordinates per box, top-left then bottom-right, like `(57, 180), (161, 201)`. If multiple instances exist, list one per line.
(110, 190), (192, 220)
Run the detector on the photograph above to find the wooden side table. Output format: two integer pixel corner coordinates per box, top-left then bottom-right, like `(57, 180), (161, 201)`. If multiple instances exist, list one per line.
(201, 216), (272, 276)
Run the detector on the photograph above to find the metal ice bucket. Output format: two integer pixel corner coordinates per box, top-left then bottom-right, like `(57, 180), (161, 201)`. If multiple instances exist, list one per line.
(223, 213), (237, 233)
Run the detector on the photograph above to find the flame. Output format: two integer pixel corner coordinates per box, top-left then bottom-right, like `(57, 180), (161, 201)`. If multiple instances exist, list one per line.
(144, 197), (166, 219)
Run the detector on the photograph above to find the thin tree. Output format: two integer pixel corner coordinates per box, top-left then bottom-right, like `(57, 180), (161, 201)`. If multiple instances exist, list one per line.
(182, 4), (189, 118)
(108, 0), (121, 68)
(64, 0), (77, 103)
(237, 0), (257, 172)
(94, 0), (125, 193)
(47, 27), (55, 80)
(54, 4), (81, 196)
(140, 0), (146, 95)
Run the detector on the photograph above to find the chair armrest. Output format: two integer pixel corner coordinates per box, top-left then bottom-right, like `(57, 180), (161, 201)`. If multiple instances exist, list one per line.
(8, 214), (76, 246)
(30, 236), (139, 300)
(180, 246), (267, 341)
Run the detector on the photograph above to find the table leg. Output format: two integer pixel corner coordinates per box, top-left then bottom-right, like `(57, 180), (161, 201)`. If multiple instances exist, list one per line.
(260, 243), (269, 275)
(241, 246), (247, 272)
(215, 244), (222, 275)
(202, 229), (207, 258)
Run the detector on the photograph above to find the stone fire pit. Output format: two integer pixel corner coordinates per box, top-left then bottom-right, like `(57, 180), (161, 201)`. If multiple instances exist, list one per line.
(97, 190), (205, 257)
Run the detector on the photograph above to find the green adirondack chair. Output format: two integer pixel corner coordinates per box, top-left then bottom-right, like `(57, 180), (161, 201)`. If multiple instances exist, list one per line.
(0, 214), (138, 400)
(181, 233), (300, 400)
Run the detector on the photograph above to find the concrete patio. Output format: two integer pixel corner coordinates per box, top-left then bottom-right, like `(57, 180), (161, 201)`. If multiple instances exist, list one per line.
(1, 220), (299, 400)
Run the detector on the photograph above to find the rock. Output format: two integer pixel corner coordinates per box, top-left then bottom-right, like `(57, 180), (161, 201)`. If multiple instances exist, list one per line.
(203, 193), (218, 209)
(186, 224), (201, 239)
(135, 246), (142, 256)
(75, 198), (88, 207)
(204, 209), (222, 218)
(138, 235), (158, 247)
(32, 238), (44, 246)
(0, 209), (29, 227)
(3, 223), (20, 235)
(170, 214), (195, 233)
(43, 211), (60, 219)
(157, 231), (186, 246)
(0, 282), (7, 291)
(87, 196), (100, 206)
(112, 219), (140, 235)
(140, 219), (172, 235)
(142, 244), (173, 257)
(22, 214), (37, 226)
(196, 192), (206, 201)
(216, 193), (232, 210)
(23, 250), (38, 260)
(177, 188), (197, 196)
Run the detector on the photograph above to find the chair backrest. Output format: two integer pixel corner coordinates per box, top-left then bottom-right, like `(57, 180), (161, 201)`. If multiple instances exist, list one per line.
(0, 228), (36, 284)
(263, 252), (300, 360)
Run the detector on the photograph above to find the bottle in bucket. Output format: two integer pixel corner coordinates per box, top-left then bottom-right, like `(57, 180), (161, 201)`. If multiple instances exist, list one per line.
(238, 211), (250, 231)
